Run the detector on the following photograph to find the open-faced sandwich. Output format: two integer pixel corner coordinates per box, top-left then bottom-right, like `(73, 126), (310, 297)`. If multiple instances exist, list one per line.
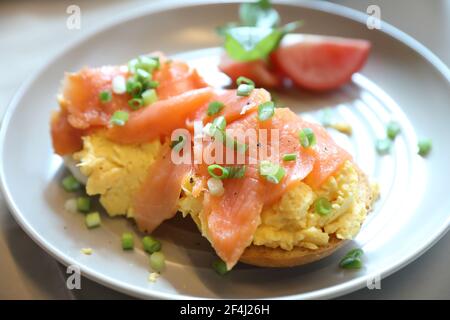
(51, 50), (378, 271)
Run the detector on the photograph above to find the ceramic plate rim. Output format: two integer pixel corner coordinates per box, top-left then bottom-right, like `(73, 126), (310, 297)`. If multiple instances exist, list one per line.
(1, 0), (449, 300)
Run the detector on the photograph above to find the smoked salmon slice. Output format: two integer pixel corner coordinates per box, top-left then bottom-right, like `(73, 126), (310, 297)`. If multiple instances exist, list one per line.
(187, 88), (271, 129)
(303, 121), (352, 189)
(62, 66), (131, 130)
(51, 110), (85, 155)
(106, 88), (213, 144)
(134, 145), (191, 233)
(203, 170), (264, 270)
(51, 56), (210, 154)
(61, 57), (207, 131)
(154, 60), (208, 100)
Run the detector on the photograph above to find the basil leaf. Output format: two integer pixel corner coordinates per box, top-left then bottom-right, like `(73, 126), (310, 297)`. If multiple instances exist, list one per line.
(224, 27), (283, 61)
(224, 21), (302, 62)
(239, 0), (280, 28)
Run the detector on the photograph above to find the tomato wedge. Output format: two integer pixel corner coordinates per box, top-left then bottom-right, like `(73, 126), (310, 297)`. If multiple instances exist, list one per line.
(271, 34), (371, 91)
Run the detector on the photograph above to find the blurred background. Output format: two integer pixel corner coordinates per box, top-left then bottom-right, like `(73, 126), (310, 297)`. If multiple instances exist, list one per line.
(0, 0), (449, 299)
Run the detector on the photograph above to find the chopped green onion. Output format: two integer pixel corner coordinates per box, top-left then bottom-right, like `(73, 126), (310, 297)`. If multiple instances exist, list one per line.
(344, 248), (364, 259)
(212, 116), (227, 131)
(128, 98), (144, 110)
(62, 175), (81, 192)
(282, 153), (297, 161)
(85, 212), (101, 229)
(236, 76), (255, 86)
(146, 80), (160, 89)
(339, 248), (364, 269)
(112, 75), (126, 94)
(257, 101), (275, 121)
(99, 90), (112, 103)
(207, 177), (224, 196)
(204, 124), (225, 141)
(387, 121), (401, 140)
(375, 138), (392, 155)
(110, 111), (129, 126)
(207, 101), (225, 116)
(340, 257), (363, 269)
(258, 160), (277, 176)
(208, 164), (230, 179)
(126, 79), (142, 97)
(76, 196), (91, 213)
(127, 58), (139, 74)
(298, 128), (316, 148)
(265, 170), (285, 184)
(212, 259), (228, 275)
(227, 165), (246, 178)
(237, 83), (254, 96)
(149, 252), (165, 273)
(418, 138), (432, 157)
(142, 236), (161, 253)
(138, 55), (160, 73)
(135, 68), (151, 82)
(259, 161), (285, 184)
(121, 232), (134, 250)
(314, 197), (332, 216)
(142, 89), (158, 106)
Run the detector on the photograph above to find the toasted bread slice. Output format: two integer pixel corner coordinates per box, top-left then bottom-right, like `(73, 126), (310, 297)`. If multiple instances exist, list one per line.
(240, 235), (346, 267)
(240, 166), (376, 268)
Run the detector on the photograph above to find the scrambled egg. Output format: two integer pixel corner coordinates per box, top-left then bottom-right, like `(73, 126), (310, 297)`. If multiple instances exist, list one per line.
(71, 134), (377, 252)
(72, 134), (162, 217)
(178, 161), (378, 251)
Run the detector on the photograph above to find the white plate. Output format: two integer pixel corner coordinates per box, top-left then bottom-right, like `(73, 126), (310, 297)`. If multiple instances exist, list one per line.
(1, 0), (449, 299)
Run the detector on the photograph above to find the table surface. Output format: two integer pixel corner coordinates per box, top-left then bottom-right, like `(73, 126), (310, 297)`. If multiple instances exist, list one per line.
(0, 0), (449, 299)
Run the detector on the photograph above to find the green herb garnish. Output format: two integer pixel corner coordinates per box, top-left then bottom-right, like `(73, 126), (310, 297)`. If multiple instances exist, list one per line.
(110, 111), (129, 126)
(418, 138), (432, 157)
(339, 248), (364, 269)
(121, 233), (134, 250)
(258, 101), (275, 121)
(375, 138), (392, 155)
(314, 197), (332, 216)
(207, 101), (225, 116)
(282, 153), (297, 161)
(212, 259), (228, 275)
(219, 1), (302, 62)
(99, 90), (112, 103)
(387, 121), (401, 140)
(299, 128), (316, 148)
(259, 160), (285, 184)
